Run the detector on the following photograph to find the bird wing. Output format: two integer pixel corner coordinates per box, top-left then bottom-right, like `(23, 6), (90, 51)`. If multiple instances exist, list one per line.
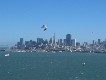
(41, 25), (46, 28)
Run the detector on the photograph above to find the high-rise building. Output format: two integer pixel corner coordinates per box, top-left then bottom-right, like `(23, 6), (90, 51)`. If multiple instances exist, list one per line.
(57, 39), (59, 45)
(25, 41), (30, 48)
(93, 40), (95, 45)
(17, 38), (25, 49)
(20, 38), (24, 45)
(71, 39), (76, 47)
(53, 33), (56, 48)
(66, 34), (71, 46)
(37, 38), (44, 43)
(49, 38), (52, 44)
(98, 39), (101, 44)
(63, 39), (66, 46)
(58, 39), (62, 46)
(30, 40), (36, 47)
(59, 39), (62, 46)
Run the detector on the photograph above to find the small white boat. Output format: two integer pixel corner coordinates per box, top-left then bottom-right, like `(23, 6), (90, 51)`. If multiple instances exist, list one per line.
(5, 54), (9, 56)
(82, 62), (86, 66)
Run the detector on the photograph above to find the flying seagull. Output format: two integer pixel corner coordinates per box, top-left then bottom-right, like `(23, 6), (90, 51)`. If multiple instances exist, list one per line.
(41, 25), (47, 31)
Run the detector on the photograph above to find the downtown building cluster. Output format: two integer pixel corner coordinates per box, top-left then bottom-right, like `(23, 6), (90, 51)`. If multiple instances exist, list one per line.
(11, 33), (79, 52)
(9, 33), (106, 53)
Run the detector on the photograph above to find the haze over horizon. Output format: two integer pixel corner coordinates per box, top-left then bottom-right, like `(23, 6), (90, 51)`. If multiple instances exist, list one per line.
(0, 0), (106, 46)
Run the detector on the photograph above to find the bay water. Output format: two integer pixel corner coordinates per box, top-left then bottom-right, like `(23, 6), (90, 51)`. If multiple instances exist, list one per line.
(0, 52), (106, 80)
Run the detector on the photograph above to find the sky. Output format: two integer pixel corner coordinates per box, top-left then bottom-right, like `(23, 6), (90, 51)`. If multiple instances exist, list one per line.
(0, 0), (106, 46)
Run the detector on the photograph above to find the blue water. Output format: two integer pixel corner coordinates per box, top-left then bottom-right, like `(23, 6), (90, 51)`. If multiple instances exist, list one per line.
(0, 52), (106, 80)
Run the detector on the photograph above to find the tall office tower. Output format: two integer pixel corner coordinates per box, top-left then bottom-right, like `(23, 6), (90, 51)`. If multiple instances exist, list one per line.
(71, 39), (76, 47)
(93, 40), (95, 45)
(57, 39), (60, 45)
(66, 34), (71, 46)
(53, 33), (56, 48)
(98, 39), (101, 44)
(59, 39), (62, 46)
(17, 42), (20, 49)
(17, 38), (25, 49)
(49, 38), (52, 44)
(20, 38), (24, 45)
(63, 39), (66, 46)
(25, 41), (30, 48)
(37, 38), (44, 43)
(57, 39), (62, 46)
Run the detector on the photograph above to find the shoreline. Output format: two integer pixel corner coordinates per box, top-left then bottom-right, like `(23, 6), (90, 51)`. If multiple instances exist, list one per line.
(1, 49), (106, 54)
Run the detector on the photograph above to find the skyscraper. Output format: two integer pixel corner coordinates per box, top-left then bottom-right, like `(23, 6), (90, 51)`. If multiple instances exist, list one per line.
(71, 39), (76, 47)
(53, 33), (56, 48)
(17, 38), (25, 49)
(59, 39), (62, 46)
(98, 39), (101, 44)
(93, 40), (95, 45)
(66, 34), (71, 46)
(49, 38), (52, 44)
(58, 39), (62, 46)
(37, 38), (44, 43)
(20, 38), (24, 45)
(63, 39), (66, 46)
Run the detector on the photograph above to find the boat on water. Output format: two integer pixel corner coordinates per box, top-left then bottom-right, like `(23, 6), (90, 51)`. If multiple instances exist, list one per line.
(5, 54), (9, 56)
(82, 62), (86, 66)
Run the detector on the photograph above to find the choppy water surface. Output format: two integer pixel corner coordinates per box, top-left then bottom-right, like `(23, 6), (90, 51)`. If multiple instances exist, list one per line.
(0, 52), (106, 80)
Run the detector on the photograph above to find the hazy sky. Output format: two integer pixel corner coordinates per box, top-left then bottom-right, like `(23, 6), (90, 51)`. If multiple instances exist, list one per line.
(0, 0), (106, 46)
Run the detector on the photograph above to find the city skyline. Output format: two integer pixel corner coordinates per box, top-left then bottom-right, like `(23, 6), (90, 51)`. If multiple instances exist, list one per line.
(7, 34), (106, 53)
(1, 33), (106, 53)
(13, 34), (105, 47)
(0, 32), (105, 47)
(0, 0), (106, 46)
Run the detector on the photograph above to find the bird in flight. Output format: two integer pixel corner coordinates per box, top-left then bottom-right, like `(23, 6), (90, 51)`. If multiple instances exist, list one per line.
(41, 25), (47, 31)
